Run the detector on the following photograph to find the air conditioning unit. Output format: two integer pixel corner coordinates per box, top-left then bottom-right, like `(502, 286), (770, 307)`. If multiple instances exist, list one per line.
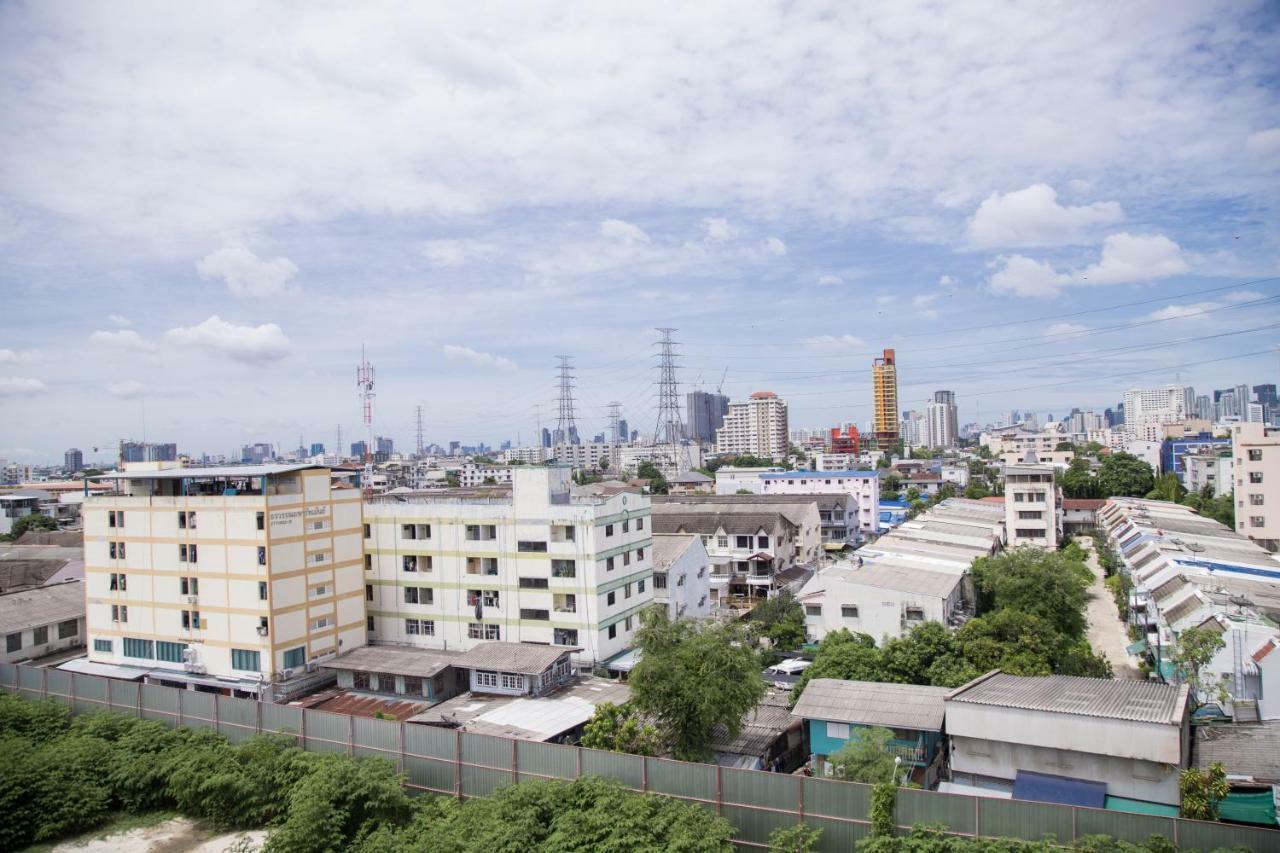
(306, 662), (319, 673)
(256, 626), (268, 636)
(184, 662), (207, 674)
(279, 668), (294, 680)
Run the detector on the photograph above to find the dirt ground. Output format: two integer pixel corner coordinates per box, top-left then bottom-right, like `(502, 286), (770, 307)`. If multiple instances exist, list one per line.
(1076, 536), (1144, 680)
(49, 818), (266, 853)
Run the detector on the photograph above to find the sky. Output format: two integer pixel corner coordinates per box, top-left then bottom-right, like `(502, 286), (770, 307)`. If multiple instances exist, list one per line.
(2, 1), (1279, 465)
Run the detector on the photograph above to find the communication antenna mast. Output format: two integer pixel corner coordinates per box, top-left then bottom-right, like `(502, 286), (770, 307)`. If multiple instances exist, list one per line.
(608, 401), (622, 445)
(554, 356), (578, 446)
(652, 327), (686, 471)
(356, 345), (375, 490)
(415, 405), (425, 457)
(336, 424), (342, 459)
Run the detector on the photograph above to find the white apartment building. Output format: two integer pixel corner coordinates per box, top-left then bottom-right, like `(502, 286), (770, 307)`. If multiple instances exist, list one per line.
(619, 442), (702, 479)
(82, 463), (366, 698)
(926, 392), (959, 449)
(456, 464), (515, 488)
(714, 465), (785, 494)
(758, 470), (880, 538)
(651, 533), (713, 619)
(1183, 452), (1232, 497)
(549, 442), (618, 471)
(900, 411), (926, 450)
(715, 392), (789, 461)
(1003, 463), (1062, 549)
(1233, 422), (1279, 551)
(812, 452), (870, 472)
(1123, 385), (1186, 442)
(364, 467), (652, 663)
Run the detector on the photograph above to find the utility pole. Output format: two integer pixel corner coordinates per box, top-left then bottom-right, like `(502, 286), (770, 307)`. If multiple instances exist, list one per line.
(653, 328), (687, 473)
(555, 356), (578, 446)
(415, 405), (425, 458)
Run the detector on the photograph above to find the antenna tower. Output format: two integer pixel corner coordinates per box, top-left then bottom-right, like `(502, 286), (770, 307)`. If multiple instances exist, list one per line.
(652, 328), (685, 451)
(336, 424), (342, 459)
(415, 405), (425, 457)
(356, 345), (375, 489)
(554, 356), (578, 445)
(608, 401), (622, 445)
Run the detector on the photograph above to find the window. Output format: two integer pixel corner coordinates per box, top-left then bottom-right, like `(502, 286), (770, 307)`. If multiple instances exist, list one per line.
(404, 586), (433, 605)
(259, 581), (268, 600)
(607, 591), (616, 606)
(483, 589), (500, 607)
(841, 605), (859, 619)
(402, 524), (417, 539)
(283, 646), (306, 669)
(517, 540), (548, 553)
(757, 535), (768, 549)
(367, 615), (374, 631)
(1249, 449), (1263, 461)
(1018, 510), (1043, 519)
(311, 584), (329, 598)
(110, 572), (126, 591)
(310, 616), (331, 630)
(6, 633), (21, 653)
(178, 511), (186, 529)
(33, 626), (48, 645)
(805, 605), (821, 617)
(364, 554), (372, 571)
(622, 519), (630, 533)
(736, 535), (751, 549)
(500, 672), (524, 691)
(156, 641), (186, 663)
(554, 628), (579, 645)
(181, 610), (200, 630)
(123, 637), (153, 659)
(653, 572), (668, 589)
(605, 524), (614, 536)
(624, 615), (633, 631)
(1251, 516), (1266, 528)
(637, 579), (646, 594)
(465, 524), (496, 541)
(403, 555), (419, 572)
(93, 638), (112, 653)
(1013, 492), (1025, 503)
(636, 517), (644, 531)
(606, 556), (615, 571)
(366, 584), (374, 601)
(312, 552), (327, 564)
(1250, 472), (1264, 484)
(624, 583), (632, 599)
(107, 510), (117, 528)
(58, 619), (77, 639)
(607, 624), (617, 639)
(179, 543), (195, 562)
(468, 623), (501, 640)
(552, 559), (576, 578)
(716, 535), (729, 548)
(905, 607), (925, 622)
(180, 576), (197, 596)
(519, 577), (549, 589)
(363, 523), (371, 538)
(1250, 494), (1265, 505)
(256, 511), (265, 530)
(231, 648), (261, 671)
(1016, 528), (1046, 538)
(826, 722), (850, 740)
(475, 671), (499, 688)
(111, 604), (128, 623)
(109, 541), (125, 559)
(623, 550), (631, 566)
(636, 547), (645, 561)
(521, 608), (550, 621)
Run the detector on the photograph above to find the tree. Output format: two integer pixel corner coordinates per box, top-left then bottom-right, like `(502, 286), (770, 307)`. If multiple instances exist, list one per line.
(789, 630), (882, 704)
(962, 481), (991, 500)
(1146, 472), (1186, 503)
(597, 457), (610, 473)
(627, 610), (765, 761)
(635, 461), (670, 495)
(1061, 458), (1099, 499)
(827, 726), (899, 784)
(736, 488), (754, 495)
(883, 474), (901, 493)
(1170, 626), (1226, 703)
(1097, 452), (1155, 498)
(768, 822), (822, 853)
(445, 472), (460, 487)
(970, 548), (1090, 640)
(749, 590), (808, 651)
(1179, 762), (1229, 821)
(579, 703), (663, 756)
(6, 513), (58, 540)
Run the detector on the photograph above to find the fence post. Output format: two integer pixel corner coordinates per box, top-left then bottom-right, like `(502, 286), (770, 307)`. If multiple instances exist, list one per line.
(348, 714), (355, 757)
(299, 706), (307, 747)
(641, 756), (648, 793)
(135, 682), (142, 718)
(69, 672), (76, 709)
(454, 729), (463, 800)
(213, 692), (220, 731)
(255, 700), (262, 735)
(715, 764), (723, 815)
(1071, 806), (1078, 843)
(41, 666), (48, 699)
(575, 745), (583, 780)
(512, 738), (519, 783)
(798, 776), (805, 823)
(178, 688), (185, 728)
(1172, 818), (1179, 849)
(974, 797), (981, 838)
(397, 721), (405, 774)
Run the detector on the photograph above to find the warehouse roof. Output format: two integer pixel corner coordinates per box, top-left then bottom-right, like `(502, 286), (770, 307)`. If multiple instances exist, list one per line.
(793, 678), (948, 731)
(0, 580), (83, 634)
(454, 642), (577, 675)
(947, 671), (1188, 725)
(320, 644), (463, 678)
(814, 563), (963, 598)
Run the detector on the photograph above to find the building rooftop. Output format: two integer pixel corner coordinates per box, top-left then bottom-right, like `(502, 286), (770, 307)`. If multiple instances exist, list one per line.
(792, 678), (949, 731)
(761, 470), (878, 480)
(652, 508), (791, 537)
(947, 671), (1188, 725)
(652, 533), (698, 570)
(408, 676), (629, 741)
(453, 641), (577, 675)
(711, 690), (799, 757)
(0, 579), (83, 634)
(319, 644), (463, 678)
(808, 563), (963, 598)
(1195, 722), (1280, 782)
(92, 463), (324, 480)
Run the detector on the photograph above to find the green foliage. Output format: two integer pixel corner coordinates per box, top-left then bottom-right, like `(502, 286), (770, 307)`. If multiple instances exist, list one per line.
(628, 610), (766, 760)
(1179, 762), (1229, 820)
(1104, 573), (1132, 619)
(769, 821), (823, 852)
(962, 481), (991, 499)
(636, 461), (670, 494)
(0, 694), (71, 740)
(4, 511), (59, 540)
(1146, 472), (1187, 503)
(884, 474), (902, 492)
(870, 781), (897, 837)
(749, 589), (808, 650)
(265, 753), (413, 853)
(971, 548), (1091, 640)
(580, 702), (663, 756)
(357, 777), (736, 853)
(1097, 452), (1155, 498)
(856, 826), (1181, 852)
(1062, 458), (1100, 498)
(828, 726), (899, 783)
(1171, 626), (1226, 702)
(1055, 441), (1075, 451)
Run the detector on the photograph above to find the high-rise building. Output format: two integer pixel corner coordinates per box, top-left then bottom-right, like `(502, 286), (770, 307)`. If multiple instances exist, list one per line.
(121, 442), (147, 463)
(146, 443), (178, 462)
(242, 443), (273, 464)
(715, 392), (789, 461)
(350, 441), (368, 459)
(83, 463), (366, 699)
(829, 425), (859, 455)
(1215, 387), (1242, 421)
(376, 436), (394, 456)
(1232, 422), (1279, 551)
(617, 419), (629, 445)
(1194, 395), (1212, 421)
(900, 411), (925, 450)
(64, 448), (84, 473)
(540, 428), (552, 448)
(686, 391), (730, 445)
(310, 443), (325, 457)
(871, 348), (899, 448)
(1123, 386), (1186, 441)
(926, 390), (959, 449)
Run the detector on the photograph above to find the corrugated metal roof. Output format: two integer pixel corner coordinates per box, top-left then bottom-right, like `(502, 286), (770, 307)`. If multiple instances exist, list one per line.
(792, 678), (949, 731)
(651, 533), (697, 569)
(651, 508), (790, 536)
(93, 463), (323, 480)
(1151, 575), (1190, 603)
(1196, 722), (1280, 781)
(0, 579), (83, 633)
(815, 563), (963, 597)
(947, 672), (1188, 725)
(454, 641), (576, 675)
(1163, 594), (1203, 627)
(319, 644), (463, 677)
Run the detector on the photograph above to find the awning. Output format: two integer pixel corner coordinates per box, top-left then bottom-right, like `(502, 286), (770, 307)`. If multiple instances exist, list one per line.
(1012, 770), (1106, 808)
(58, 658), (154, 680)
(1105, 796), (1179, 817)
(822, 542), (849, 552)
(1126, 639), (1149, 656)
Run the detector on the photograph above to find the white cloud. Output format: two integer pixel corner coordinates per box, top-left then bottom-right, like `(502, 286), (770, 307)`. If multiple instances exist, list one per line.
(764, 236), (787, 256)
(1245, 128), (1280, 156)
(89, 329), (157, 352)
(816, 274), (843, 286)
(442, 344), (516, 370)
(702, 217), (737, 244)
(107, 314), (132, 327)
(599, 219), (650, 245)
(1145, 290), (1264, 322)
(0, 348), (39, 364)
(1044, 322), (1089, 338)
(108, 380), (148, 399)
(196, 242), (299, 299)
(164, 315), (291, 364)
(802, 334), (867, 351)
(0, 377), (48, 397)
(875, 294), (895, 306)
(911, 293), (938, 318)
(1081, 232), (1188, 284)
(987, 254), (1072, 298)
(937, 275), (957, 288)
(967, 184), (1123, 248)
(1222, 290), (1264, 303)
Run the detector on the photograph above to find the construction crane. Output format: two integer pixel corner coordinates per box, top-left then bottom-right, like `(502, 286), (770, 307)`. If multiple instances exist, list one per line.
(716, 367), (728, 396)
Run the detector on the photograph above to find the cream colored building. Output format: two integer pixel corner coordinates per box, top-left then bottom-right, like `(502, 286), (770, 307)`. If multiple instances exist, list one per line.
(363, 467), (652, 663)
(715, 391), (789, 461)
(1003, 463), (1062, 549)
(82, 463), (365, 698)
(1233, 422), (1280, 551)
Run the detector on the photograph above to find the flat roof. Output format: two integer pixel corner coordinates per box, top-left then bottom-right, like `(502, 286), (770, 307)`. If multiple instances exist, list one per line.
(408, 676), (630, 740)
(811, 563), (962, 598)
(0, 580), (83, 633)
(762, 470), (878, 479)
(793, 678), (948, 731)
(454, 641), (577, 675)
(947, 671), (1188, 725)
(1195, 722), (1280, 781)
(319, 644), (463, 678)
(93, 463), (324, 480)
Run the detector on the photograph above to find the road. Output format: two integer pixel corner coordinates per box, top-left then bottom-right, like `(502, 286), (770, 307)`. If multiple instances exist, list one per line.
(1076, 536), (1144, 680)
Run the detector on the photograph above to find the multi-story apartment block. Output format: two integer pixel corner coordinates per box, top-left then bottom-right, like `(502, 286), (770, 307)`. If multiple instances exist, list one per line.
(872, 348), (899, 448)
(64, 448), (84, 473)
(363, 467), (652, 663)
(83, 463), (366, 698)
(926, 391), (958, 449)
(1233, 422), (1279, 551)
(687, 391), (730, 445)
(715, 391), (789, 461)
(1003, 463), (1062, 549)
(758, 470), (880, 539)
(1123, 386), (1186, 441)
(456, 464), (515, 488)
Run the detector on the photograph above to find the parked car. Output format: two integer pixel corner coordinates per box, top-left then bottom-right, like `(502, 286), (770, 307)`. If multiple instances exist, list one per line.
(764, 658), (811, 688)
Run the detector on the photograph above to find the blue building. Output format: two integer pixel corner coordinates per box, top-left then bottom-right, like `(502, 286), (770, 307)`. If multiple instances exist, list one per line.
(879, 498), (909, 529)
(1160, 433), (1232, 483)
(792, 678), (949, 786)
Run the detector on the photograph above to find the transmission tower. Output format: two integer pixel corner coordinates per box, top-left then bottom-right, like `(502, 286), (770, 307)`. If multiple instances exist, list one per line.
(608, 401), (622, 445)
(356, 345), (375, 492)
(415, 405), (425, 457)
(652, 328), (686, 471)
(336, 424), (342, 459)
(554, 356), (578, 445)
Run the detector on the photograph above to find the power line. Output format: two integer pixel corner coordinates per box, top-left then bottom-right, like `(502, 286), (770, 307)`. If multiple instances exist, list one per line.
(652, 328), (685, 448)
(554, 355), (578, 445)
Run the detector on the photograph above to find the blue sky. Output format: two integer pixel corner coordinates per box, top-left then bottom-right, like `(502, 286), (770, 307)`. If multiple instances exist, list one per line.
(2, 2), (1279, 464)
